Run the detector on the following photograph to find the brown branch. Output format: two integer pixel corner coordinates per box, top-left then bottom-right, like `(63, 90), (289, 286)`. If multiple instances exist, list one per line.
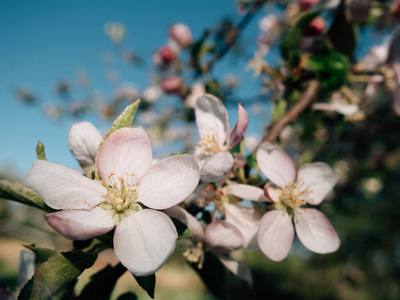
(252, 79), (321, 155)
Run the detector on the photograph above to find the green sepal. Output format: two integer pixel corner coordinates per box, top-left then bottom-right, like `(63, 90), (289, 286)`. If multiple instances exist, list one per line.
(131, 273), (156, 299)
(0, 180), (55, 212)
(23, 244), (57, 268)
(94, 100), (140, 180)
(36, 140), (47, 160)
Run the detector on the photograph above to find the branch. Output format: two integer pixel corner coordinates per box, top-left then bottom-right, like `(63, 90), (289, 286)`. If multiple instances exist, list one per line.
(252, 79), (321, 155)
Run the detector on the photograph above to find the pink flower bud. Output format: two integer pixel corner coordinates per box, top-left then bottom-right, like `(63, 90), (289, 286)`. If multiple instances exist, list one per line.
(395, 1), (400, 22)
(169, 23), (192, 48)
(299, 0), (320, 11)
(161, 76), (183, 94)
(304, 17), (325, 36)
(159, 46), (176, 64)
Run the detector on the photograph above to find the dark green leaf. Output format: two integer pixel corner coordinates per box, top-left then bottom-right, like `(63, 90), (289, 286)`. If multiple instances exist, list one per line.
(30, 250), (97, 299)
(117, 292), (138, 300)
(18, 277), (34, 300)
(0, 180), (55, 212)
(246, 155), (258, 169)
(77, 263), (127, 300)
(94, 100), (140, 180)
(24, 244), (57, 267)
(36, 140), (47, 161)
(171, 217), (188, 236)
(131, 273), (156, 299)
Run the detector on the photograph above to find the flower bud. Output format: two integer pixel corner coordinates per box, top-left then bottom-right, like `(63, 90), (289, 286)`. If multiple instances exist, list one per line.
(169, 23), (192, 47)
(161, 76), (183, 94)
(304, 17), (325, 37)
(299, 0), (320, 11)
(395, 1), (400, 22)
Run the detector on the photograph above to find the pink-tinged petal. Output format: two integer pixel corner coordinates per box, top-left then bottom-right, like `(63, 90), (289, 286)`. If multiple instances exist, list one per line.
(45, 207), (115, 240)
(137, 154), (200, 209)
(227, 104), (249, 149)
(297, 162), (337, 205)
(26, 160), (106, 210)
(294, 208), (340, 254)
(200, 151), (234, 183)
(257, 210), (294, 261)
(204, 220), (244, 254)
(263, 184), (282, 203)
(256, 142), (296, 188)
(195, 94), (230, 147)
(227, 183), (269, 202)
(218, 255), (253, 288)
(224, 203), (261, 251)
(163, 205), (204, 241)
(114, 209), (177, 276)
(68, 121), (102, 169)
(97, 127), (153, 186)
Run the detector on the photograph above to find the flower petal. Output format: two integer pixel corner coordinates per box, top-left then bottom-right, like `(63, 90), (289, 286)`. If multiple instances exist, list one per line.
(137, 154), (200, 209)
(200, 151), (234, 183)
(45, 207), (115, 240)
(195, 94), (230, 147)
(227, 104), (249, 149)
(204, 220), (244, 254)
(263, 184), (282, 202)
(294, 208), (340, 254)
(257, 210), (294, 261)
(114, 209), (177, 276)
(97, 127), (153, 186)
(227, 183), (269, 202)
(224, 203), (261, 250)
(218, 255), (253, 288)
(256, 142), (296, 188)
(68, 121), (102, 169)
(163, 205), (204, 241)
(27, 160), (106, 210)
(297, 162), (337, 205)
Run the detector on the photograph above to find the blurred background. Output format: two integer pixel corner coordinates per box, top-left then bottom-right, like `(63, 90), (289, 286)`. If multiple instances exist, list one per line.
(1, 0), (400, 299)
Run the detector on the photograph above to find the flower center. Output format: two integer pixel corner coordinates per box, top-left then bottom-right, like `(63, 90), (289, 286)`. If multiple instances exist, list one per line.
(274, 180), (312, 216)
(99, 172), (142, 224)
(183, 242), (205, 269)
(196, 131), (224, 156)
(196, 184), (229, 210)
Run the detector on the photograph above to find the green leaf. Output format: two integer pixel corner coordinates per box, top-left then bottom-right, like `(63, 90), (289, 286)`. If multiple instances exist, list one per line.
(246, 155), (257, 169)
(36, 140), (47, 160)
(307, 51), (349, 89)
(24, 244), (57, 267)
(18, 277), (34, 300)
(77, 263), (127, 300)
(171, 218), (188, 236)
(0, 180), (55, 212)
(131, 273), (156, 299)
(281, 11), (321, 68)
(94, 100), (140, 180)
(30, 250), (98, 300)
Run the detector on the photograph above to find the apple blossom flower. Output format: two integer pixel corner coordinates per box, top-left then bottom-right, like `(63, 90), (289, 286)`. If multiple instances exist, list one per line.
(255, 142), (340, 261)
(27, 127), (200, 276)
(68, 121), (102, 171)
(169, 23), (192, 48)
(164, 205), (252, 286)
(194, 94), (249, 183)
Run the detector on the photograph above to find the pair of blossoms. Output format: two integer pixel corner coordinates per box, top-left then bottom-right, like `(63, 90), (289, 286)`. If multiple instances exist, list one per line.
(27, 94), (339, 278)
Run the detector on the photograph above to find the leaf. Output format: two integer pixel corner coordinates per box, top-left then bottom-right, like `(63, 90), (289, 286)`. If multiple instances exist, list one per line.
(94, 100), (140, 180)
(77, 263), (127, 300)
(30, 250), (98, 300)
(18, 277), (34, 300)
(117, 292), (138, 300)
(281, 11), (321, 68)
(0, 180), (55, 212)
(131, 273), (156, 299)
(73, 239), (93, 250)
(24, 244), (57, 267)
(171, 217), (188, 236)
(36, 140), (47, 160)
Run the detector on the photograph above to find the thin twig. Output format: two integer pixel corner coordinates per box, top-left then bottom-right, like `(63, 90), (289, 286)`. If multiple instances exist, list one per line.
(252, 79), (320, 155)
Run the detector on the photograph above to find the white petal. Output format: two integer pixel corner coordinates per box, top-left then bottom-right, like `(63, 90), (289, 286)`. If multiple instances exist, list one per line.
(68, 121), (102, 168)
(256, 142), (296, 188)
(204, 220), (244, 254)
(27, 160), (106, 210)
(226, 183), (269, 202)
(224, 203), (261, 250)
(45, 207), (115, 240)
(195, 94), (230, 147)
(200, 151), (234, 183)
(294, 208), (340, 254)
(263, 184), (282, 202)
(257, 210), (294, 261)
(97, 127), (153, 186)
(163, 205), (204, 241)
(218, 255), (253, 288)
(137, 154), (200, 209)
(297, 162), (337, 205)
(114, 209), (177, 276)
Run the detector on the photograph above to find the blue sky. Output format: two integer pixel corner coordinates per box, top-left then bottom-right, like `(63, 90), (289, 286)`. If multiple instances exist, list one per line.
(0, 0), (271, 179)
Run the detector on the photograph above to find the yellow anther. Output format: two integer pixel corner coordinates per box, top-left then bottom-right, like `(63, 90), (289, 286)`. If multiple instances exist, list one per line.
(108, 172), (115, 179)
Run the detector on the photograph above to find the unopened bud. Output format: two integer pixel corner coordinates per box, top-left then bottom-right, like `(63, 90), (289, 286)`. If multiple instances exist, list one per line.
(169, 23), (192, 47)
(299, 0), (320, 11)
(161, 76), (183, 94)
(304, 17), (325, 37)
